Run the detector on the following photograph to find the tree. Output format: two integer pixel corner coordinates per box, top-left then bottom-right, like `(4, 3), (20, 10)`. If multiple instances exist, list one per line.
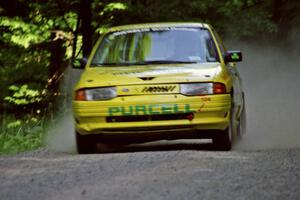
(80, 0), (93, 57)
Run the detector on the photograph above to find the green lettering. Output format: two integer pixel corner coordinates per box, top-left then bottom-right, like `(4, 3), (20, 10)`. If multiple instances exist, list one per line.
(161, 104), (172, 114)
(149, 105), (160, 115)
(184, 104), (192, 113)
(108, 107), (121, 116)
(135, 105), (147, 115)
(173, 104), (184, 113)
(121, 106), (134, 116)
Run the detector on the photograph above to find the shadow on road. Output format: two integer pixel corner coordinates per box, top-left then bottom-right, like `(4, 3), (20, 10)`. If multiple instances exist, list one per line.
(96, 140), (216, 154)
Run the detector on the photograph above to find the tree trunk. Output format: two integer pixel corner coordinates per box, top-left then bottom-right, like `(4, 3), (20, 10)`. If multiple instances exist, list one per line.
(80, 0), (93, 58)
(272, 0), (290, 41)
(48, 31), (66, 103)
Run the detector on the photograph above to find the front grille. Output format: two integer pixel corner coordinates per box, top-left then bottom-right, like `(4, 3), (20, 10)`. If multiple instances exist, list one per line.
(106, 113), (193, 123)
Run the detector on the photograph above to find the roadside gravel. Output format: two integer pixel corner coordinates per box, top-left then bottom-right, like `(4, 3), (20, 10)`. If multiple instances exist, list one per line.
(1, 147), (300, 200)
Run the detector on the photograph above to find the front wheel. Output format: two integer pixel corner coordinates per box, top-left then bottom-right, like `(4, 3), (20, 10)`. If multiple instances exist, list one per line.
(213, 127), (232, 151)
(213, 100), (234, 151)
(76, 131), (96, 154)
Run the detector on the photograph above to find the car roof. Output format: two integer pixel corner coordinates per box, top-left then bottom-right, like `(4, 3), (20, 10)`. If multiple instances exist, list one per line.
(107, 22), (210, 33)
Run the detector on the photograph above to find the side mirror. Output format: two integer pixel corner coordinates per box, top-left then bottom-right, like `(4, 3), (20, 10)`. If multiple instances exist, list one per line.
(224, 50), (242, 63)
(72, 57), (88, 69)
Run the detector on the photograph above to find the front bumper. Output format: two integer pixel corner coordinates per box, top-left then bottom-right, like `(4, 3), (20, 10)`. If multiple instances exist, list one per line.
(73, 94), (231, 135)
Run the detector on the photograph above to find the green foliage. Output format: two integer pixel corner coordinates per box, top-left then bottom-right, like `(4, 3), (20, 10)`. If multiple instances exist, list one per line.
(93, 1), (128, 33)
(0, 115), (46, 154)
(4, 85), (42, 105)
(0, 16), (51, 48)
(0, 46), (49, 112)
(6, 120), (22, 129)
(114, 0), (300, 40)
(103, 2), (127, 12)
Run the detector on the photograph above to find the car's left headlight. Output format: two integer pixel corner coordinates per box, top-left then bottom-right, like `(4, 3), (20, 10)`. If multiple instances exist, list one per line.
(180, 83), (226, 96)
(75, 87), (117, 101)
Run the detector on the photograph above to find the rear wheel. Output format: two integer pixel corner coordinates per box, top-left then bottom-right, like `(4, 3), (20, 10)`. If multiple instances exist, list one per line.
(76, 131), (96, 154)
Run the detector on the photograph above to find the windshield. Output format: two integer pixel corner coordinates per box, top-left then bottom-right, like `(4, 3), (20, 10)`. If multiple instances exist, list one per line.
(91, 27), (219, 66)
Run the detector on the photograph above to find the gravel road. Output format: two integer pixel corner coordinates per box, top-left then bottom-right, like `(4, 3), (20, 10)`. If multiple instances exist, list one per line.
(1, 147), (300, 200)
(1, 43), (300, 200)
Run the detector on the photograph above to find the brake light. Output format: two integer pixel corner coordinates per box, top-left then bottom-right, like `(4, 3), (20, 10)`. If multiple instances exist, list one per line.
(213, 83), (226, 94)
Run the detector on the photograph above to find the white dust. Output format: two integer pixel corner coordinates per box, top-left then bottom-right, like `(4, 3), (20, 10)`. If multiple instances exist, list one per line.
(45, 67), (82, 153)
(233, 41), (300, 150)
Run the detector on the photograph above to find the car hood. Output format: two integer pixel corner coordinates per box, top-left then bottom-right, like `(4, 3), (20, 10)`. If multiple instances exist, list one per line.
(77, 63), (222, 88)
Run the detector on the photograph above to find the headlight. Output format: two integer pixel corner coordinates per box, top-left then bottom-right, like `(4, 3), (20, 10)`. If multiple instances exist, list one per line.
(180, 83), (226, 96)
(75, 87), (117, 101)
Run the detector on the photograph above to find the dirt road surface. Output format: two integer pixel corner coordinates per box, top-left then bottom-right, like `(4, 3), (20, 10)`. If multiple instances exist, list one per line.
(1, 44), (300, 200)
(1, 148), (300, 200)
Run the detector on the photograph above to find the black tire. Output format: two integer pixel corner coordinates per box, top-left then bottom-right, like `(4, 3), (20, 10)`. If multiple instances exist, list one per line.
(213, 128), (232, 151)
(213, 98), (234, 151)
(76, 131), (96, 154)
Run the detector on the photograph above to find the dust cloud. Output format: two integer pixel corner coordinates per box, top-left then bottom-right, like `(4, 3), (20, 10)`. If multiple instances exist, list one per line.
(45, 67), (82, 153)
(45, 114), (77, 153)
(232, 41), (300, 150)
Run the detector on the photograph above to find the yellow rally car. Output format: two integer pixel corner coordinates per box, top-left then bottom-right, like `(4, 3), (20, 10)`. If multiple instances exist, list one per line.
(72, 22), (246, 153)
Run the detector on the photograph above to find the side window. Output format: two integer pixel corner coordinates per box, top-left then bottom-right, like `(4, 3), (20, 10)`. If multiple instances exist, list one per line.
(205, 36), (218, 62)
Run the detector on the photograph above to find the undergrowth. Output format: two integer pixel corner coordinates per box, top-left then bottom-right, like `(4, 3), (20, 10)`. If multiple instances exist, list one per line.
(0, 113), (50, 154)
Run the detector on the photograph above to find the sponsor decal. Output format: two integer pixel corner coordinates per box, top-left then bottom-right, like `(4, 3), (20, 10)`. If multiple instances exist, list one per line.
(112, 27), (199, 36)
(142, 86), (176, 93)
(108, 104), (192, 116)
(198, 97), (211, 112)
(112, 68), (186, 76)
(231, 53), (240, 60)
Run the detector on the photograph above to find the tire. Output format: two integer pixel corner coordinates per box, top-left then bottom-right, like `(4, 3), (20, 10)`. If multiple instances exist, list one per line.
(76, 131), (96, 154)
(213, 127), (232, 151)
(213, 99), (234, 151)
